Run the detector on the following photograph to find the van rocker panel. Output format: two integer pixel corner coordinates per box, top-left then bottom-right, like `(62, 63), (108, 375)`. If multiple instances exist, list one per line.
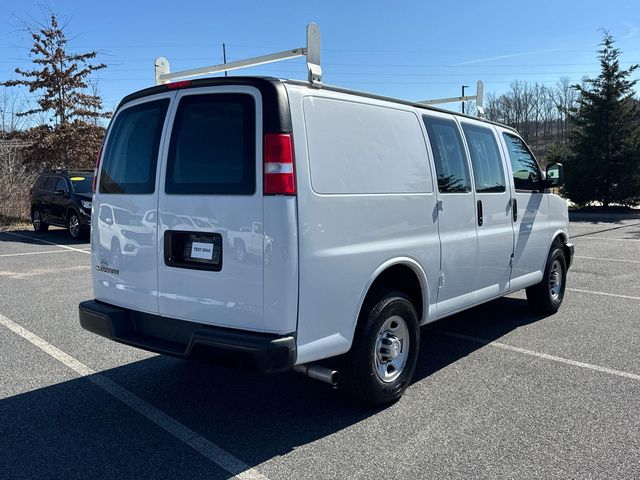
(78, 300), (296, 373)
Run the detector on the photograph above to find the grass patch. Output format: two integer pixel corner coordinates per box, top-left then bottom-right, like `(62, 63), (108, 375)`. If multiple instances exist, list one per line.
(0, 213), (32, 232)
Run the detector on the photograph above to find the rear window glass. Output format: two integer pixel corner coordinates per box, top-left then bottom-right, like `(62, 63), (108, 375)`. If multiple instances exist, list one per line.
(70, 175), (93, 194)
(99, 99), (169, 194)
(165, 94), (256, 195)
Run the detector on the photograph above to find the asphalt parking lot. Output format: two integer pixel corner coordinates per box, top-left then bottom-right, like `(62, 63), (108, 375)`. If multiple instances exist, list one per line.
(1, 215), (639, 480)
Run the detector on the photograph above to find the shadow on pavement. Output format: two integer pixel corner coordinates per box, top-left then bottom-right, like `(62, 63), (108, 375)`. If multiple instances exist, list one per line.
(0, 228), (90, 247)
(0, 296), (550, 479)
(569, 211), (640, 224)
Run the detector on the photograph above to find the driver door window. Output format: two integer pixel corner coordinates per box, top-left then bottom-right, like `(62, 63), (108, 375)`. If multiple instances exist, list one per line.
(502, 133), (542, 191)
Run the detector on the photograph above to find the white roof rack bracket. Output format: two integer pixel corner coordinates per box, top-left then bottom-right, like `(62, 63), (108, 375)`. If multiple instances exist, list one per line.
(154, 22), (322, 87)
(419, 80), (485, 118)
(154, 57), (171, 85)
(306, 22), (322, 87)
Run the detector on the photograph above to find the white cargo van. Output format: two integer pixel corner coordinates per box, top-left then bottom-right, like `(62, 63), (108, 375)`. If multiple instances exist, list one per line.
(79, 24), (574, 405)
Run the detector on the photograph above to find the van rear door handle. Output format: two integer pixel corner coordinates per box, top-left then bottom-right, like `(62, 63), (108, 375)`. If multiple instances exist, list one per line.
(512, 198), (518, 222)
(477, 200), (483, 226)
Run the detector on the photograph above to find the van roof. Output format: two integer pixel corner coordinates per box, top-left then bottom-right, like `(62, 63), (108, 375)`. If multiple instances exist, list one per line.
(117, 76), (517, 134)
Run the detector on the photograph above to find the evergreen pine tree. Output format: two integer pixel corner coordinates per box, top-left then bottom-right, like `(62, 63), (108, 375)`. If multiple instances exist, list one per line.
(1, 12), (108, 170)
(565, 32), (639, 207)
(2, 12), (108, 125)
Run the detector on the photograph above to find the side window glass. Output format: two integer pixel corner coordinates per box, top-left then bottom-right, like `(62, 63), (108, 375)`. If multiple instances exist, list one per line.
(502, 133), (542, 191)
(100, 99), (170, 194)
(462, 124), (506, 193)
(43, 176), (57, 191)
(55, 177), (68, 192)
(422, 116), (471, 193)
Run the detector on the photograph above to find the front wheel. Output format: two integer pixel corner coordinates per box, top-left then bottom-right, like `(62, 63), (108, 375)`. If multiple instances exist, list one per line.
(526, 243), (567, 314)
(68, 211), (82, 240)
(339, 290), (420, 406)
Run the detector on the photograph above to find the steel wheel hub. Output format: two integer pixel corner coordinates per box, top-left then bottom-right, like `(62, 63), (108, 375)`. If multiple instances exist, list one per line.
(374, 315), (409, 383)
(69, 216), (80, 237)
(549, 259), (563, 301)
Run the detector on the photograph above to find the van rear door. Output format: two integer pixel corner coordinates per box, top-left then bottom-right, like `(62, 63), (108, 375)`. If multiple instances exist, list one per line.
(93, 92), (174, 314)
(156, 86), (265, 332)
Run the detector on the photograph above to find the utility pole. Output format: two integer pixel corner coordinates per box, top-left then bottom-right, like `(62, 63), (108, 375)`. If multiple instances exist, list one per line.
(461, 85), (469, 114)
(223, 43), (228, 77)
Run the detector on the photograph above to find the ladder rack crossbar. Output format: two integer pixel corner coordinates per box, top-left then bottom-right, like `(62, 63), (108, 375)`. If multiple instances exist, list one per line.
(158, 48), (306, 83)
(154, 22), (485, 117)
(155, 22), (322, 87)
(419, 95), (478, 106)
(418, 80), (485, 117)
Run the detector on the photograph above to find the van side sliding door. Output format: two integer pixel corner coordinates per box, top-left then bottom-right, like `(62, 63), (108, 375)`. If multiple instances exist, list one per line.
(422, 114), (478, 316)
(459, 121), (515, 302)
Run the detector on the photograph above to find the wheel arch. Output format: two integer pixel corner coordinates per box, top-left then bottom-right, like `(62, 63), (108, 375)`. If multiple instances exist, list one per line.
(66, 206), (80, 221)
(549, 229), (571, 260)
(353, 258), (429, 336)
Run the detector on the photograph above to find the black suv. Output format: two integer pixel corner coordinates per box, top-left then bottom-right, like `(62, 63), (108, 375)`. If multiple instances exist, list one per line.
(30, 170), (94, 239)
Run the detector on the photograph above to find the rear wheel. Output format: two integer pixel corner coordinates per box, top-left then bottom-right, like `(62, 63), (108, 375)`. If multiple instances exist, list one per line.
(339, 290), (420, 406)
(526, 242), (567, 314)
(67, 211), (82, 240)
(32, 209), (49, 233)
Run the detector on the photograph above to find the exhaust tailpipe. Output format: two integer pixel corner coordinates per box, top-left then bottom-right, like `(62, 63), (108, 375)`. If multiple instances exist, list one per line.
(294, 364), (339, 386)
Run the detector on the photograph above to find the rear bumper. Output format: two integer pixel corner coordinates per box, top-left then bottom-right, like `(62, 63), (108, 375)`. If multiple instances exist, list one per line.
(78, 300), (296, 373)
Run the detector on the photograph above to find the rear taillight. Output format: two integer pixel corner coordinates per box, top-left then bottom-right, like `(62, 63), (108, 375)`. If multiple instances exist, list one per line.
(92, 144), (103, 193)
(264, 133), (296, 195)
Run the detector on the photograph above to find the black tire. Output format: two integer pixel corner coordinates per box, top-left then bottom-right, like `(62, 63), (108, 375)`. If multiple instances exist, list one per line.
(526, 242), (567, 314)
(339, 290), (420, 406)
(67, 211), (83, 240)
(32, 209), (49, 233)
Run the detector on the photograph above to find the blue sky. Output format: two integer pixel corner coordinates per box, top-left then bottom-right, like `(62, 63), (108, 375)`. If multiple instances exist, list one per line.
(1, 0), (639, 115)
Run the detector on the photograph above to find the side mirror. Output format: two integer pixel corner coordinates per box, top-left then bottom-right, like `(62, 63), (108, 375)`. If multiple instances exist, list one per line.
(545, 162), (564, 188)
(105, 217), (113, 225)
(54, 189), (65, 196)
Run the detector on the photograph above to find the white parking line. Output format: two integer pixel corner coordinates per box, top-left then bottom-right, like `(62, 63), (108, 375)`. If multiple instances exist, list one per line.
(2, 231), (91, 255)
(567, 288), (640, 301)
(430, 328), (640, 382)
(575, 236), (640, 242)
(0, 249), (78, 258)
(575, 255), (640, 264)
(0, 312), (268, 480)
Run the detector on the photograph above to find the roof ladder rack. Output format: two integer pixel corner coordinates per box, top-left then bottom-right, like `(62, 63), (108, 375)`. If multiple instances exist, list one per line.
(155, 22), (322, 88)
(418, 80), (485, 118)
